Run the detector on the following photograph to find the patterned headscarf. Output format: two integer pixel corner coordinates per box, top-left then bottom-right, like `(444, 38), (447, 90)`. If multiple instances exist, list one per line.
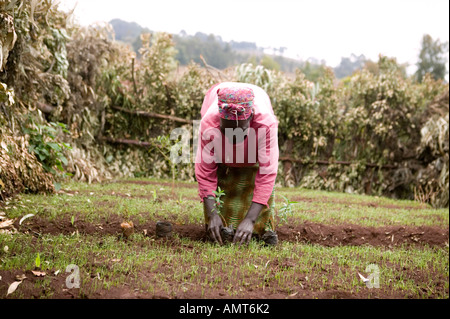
(217, 87), (254, 126)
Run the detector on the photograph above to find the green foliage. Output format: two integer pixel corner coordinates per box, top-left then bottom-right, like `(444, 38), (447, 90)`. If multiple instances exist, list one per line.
(105, 32), (179, 141)
(261, 55), (281, 71)
(276, 68), (339, 153)
(272, 56), (448, 206)
(22, 120), (72, 176)
(172, 62), (216, 120)
(300, 61), (329, 82)
(415, 34), (448, 83)
(43, 28), (70, 78)
(138, 32), (178, 105)
(236, 63), (276, 93)
(0, 0), (72, 109)
(213, 186), (226, 213)
(277, 195), (298, 225)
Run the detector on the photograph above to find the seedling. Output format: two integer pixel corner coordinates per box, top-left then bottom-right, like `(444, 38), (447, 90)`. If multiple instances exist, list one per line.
(35, 253), (41, 269)
(71, 215), (75, 227)
(278, 195), (298, 225)
(213, 187), (226, 214)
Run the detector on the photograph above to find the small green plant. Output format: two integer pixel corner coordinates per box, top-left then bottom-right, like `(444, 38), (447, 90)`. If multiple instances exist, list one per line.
(213, 187), (226, 214)
(35, 253), (41, 269)
(152, 190), (157, 201)
(177, 193), (184, 204)
(71, 215), (75, 227)
(278, 195), (298, 225)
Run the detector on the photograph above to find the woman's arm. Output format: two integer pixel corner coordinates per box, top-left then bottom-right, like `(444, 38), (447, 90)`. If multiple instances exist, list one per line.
(203, 196), (223, 245)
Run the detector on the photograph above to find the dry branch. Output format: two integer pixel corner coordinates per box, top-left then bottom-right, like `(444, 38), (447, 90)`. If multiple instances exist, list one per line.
(111, 105), (192, 124)
(131, 58), (139, 99)
(279, 156), (397, 169)
(36, 102), (55, 114)
(100, 136), (153, 148)
(199, 55), (230, 82)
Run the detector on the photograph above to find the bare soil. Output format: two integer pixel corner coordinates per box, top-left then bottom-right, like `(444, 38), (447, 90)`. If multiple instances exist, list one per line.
(15, 216), (449, 248)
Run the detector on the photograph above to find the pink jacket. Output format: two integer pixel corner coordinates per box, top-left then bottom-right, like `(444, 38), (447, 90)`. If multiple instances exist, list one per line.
(195, 82), (279, 206)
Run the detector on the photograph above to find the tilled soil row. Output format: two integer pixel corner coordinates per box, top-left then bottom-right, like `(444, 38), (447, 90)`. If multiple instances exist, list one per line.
(15, 216), (449, 248)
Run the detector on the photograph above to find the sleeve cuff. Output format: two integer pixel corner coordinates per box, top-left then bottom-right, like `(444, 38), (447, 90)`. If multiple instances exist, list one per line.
(251, 198), (270, 208)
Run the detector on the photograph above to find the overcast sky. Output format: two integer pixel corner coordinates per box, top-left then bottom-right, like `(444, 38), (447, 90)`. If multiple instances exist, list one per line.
(59, 0), (449, 76)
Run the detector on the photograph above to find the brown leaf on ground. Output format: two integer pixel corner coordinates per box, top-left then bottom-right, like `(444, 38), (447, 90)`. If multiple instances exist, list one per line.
(31, 270), (46, 277)
(0, 219), (15, 228)
(15, 274), (27, 281)
(7, 281), (22, 296)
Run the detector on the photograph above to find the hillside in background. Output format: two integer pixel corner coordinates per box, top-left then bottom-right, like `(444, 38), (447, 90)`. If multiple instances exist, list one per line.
(110, 18), (339, 76)
(110, 19), (382, 80)
(110, 18), (151, 52)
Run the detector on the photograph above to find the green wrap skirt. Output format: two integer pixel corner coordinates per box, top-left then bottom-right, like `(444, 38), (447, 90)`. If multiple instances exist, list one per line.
(204, 164), (276, 236)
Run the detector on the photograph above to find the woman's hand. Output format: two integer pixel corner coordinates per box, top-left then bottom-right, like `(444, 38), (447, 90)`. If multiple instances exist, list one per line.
(204, 196), (223, 245)
(233, 217), (255, 245)
(233, 202), (264, 245)
(207, 213), (224, 245)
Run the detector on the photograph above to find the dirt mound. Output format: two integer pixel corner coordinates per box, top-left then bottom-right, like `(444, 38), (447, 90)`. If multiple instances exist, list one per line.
(276, 221), (448, 247)
(16, 216), (448, 248)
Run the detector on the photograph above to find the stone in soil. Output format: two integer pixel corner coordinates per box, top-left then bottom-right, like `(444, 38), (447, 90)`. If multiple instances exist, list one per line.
(156, 221), (173, 237)
(120, 221), (134, 238)
(261, 230), (278, 246)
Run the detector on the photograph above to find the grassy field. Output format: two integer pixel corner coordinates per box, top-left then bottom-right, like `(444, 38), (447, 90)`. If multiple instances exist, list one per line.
(0, 178), (448, 299)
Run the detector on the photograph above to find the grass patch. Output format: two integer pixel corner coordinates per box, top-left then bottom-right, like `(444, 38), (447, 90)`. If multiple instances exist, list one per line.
(0, 177), (448, 299)
(0, 232), (448, 298)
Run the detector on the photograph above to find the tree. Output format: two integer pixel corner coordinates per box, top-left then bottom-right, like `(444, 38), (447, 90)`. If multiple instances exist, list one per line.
(300, 61), (327, 82)
(415, 34), (448, 82)
(261, 55), (280, 71)
(363, 56), (408, 78)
